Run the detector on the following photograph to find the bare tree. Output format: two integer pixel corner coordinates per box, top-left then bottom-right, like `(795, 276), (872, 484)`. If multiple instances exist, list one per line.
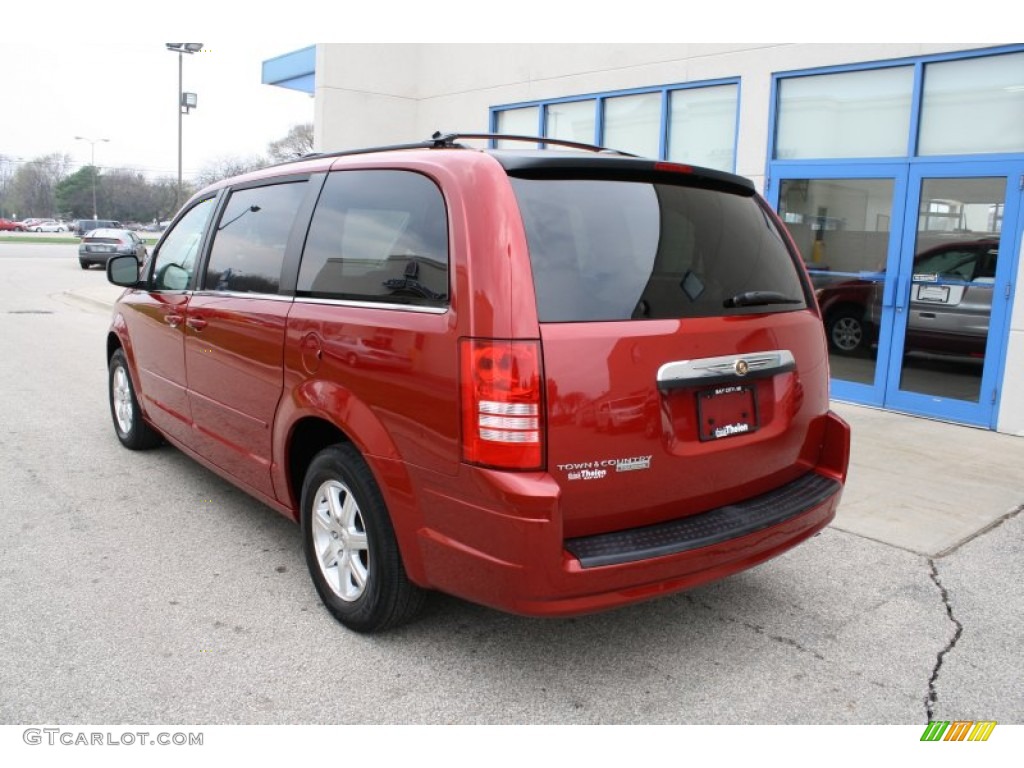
(267, 123), (315, 163)
(0, 155), (17, 218)
(5, 154), (73, 218)
(194, 155), (267, 189)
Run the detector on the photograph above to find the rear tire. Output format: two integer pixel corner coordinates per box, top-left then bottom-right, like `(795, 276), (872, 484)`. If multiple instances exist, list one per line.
(109, 349), (162, 449)
(301, 444), (425, 633)
(79, 260), (90, 270)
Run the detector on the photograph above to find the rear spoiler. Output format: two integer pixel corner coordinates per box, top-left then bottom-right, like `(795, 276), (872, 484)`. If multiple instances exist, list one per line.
(492, 153), (756, 197)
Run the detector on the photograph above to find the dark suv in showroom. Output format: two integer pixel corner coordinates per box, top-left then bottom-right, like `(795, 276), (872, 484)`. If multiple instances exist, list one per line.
(103, 133), (850, 632)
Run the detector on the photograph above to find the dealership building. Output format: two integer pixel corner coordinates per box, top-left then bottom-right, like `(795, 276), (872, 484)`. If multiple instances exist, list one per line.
(263, 43), (1024, 435)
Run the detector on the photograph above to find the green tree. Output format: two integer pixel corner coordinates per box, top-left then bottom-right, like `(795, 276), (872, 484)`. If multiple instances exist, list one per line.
(55, 166), (99, 219)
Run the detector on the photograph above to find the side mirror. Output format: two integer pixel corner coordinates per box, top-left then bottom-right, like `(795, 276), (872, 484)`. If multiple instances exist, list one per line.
(155, 262), (189, 291)
(107, 255), (140, 287)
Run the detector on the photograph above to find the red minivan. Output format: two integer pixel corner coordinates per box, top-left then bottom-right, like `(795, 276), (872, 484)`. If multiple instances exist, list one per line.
(105, 133), (850, 632)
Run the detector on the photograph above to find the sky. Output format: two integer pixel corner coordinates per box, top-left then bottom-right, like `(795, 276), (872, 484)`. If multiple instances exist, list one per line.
(1, 2), (985, 185)
(0, 40), (314, 182)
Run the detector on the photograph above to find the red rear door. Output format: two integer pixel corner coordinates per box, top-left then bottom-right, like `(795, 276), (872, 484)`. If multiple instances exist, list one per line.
(507, 168), (831, 538)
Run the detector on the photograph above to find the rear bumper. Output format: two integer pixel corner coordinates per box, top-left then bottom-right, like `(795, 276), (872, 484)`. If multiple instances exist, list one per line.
(407, 410), (850, 618)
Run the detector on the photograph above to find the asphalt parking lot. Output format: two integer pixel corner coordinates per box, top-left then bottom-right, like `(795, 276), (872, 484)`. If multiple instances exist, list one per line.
(0, 243), (1021, 727)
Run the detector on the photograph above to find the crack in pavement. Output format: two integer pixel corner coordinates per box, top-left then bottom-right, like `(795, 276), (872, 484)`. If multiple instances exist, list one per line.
(684, 594), (826, 661)
(925, 559), (963, 721)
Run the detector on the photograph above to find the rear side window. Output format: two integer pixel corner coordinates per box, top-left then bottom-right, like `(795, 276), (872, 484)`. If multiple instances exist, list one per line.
(510, 178), (807, 322)
(297, 170), (449, 307)
(204, 181), (308, 295)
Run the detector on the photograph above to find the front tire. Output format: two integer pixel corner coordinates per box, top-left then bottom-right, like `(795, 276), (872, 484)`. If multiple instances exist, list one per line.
(109, 349), (162, 449)
(826, 310), (867, 356)
(301, 444), (424, 633)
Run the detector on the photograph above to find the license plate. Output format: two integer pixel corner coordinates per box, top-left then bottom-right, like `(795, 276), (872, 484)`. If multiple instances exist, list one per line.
(916, 284), (950, 303)
(697, 384), (758, 441)
(88, 245), (114, 253)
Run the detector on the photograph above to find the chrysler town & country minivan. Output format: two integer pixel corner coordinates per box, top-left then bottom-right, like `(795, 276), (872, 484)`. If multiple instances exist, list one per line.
(105, 132), (850, 632)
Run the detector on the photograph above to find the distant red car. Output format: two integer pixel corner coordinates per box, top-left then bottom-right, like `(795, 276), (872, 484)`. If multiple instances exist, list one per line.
(103, 132), (850, 632)
(0, 218), (25, 232)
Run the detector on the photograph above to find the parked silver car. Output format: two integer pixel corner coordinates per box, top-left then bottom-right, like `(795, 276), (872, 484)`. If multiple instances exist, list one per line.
(33, 220), (68, 233)
(78, 229), (148, 270)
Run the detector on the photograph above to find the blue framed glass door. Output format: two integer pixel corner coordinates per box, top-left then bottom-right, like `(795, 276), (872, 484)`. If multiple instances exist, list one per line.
(882, 161), (1022, 428)
(771, 164), (910, 407)
(771, 160), (1022, 428)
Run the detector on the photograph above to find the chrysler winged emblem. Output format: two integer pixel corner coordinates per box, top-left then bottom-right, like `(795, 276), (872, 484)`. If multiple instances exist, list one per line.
(734, 359), (750, 377)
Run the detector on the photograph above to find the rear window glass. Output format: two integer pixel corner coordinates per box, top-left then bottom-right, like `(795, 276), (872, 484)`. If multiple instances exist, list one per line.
(510, 177), (807, 322)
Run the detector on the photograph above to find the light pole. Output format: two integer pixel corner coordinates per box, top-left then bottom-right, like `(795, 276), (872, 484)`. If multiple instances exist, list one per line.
(74, 136), (109, 220)
(165, 43), (203, 210)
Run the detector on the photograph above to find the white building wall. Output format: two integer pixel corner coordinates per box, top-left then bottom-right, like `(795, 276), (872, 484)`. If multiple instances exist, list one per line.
(1002, 225), (1024, 435)
(314, 43), (986, 189)
(312, 43), (1022, 435)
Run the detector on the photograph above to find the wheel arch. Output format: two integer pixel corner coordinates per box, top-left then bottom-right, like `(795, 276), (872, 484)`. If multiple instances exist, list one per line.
(822, 300), (867, 325)
(107, 324), (140, 391)
(106, 329), (124, 362)
(280, 411), (429, 587)
(285, 416), (349, 521)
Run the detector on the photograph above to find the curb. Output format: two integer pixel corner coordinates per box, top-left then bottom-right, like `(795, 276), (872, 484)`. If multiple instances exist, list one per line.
(57, 289), (117, 315)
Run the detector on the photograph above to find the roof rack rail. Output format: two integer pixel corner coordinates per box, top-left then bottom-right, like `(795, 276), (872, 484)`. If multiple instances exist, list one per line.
(287, 138), (443, 165)
(430, 131), (636, 156)
(275, 131), (636, 168)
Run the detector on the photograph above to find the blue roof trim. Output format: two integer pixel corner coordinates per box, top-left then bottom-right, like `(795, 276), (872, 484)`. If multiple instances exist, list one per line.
(262, 46), (316, 94)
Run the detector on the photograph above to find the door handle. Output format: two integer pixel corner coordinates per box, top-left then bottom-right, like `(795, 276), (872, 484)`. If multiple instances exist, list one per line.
(165, 313), (183, 328)
(881, 278), (895, 309)
(186, 317), (208, 331)
(894, 275), (909, 313)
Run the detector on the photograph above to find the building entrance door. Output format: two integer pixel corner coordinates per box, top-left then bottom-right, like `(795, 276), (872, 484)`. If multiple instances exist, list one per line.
(881, 163), (1021, 427)
(775, 161), (1021, 428)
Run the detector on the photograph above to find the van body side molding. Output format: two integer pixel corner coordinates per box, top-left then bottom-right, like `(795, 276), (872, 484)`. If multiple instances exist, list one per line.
(656, 350), (796, 391)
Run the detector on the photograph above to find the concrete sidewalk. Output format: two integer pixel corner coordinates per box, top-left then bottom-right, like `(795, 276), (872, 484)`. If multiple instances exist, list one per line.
(831, 401), (1024, 556)
(62, 284), (1024, 559)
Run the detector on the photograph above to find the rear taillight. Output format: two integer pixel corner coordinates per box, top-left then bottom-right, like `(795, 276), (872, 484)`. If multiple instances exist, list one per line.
(460, 338), (544, 470)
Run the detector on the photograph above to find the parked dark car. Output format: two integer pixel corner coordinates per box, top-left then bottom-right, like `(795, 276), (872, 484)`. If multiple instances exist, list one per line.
(816, 238), (998, 357)
(103, 132), (850, 632)
(72, 218), (123, 236)
(79, 228), (147, 269)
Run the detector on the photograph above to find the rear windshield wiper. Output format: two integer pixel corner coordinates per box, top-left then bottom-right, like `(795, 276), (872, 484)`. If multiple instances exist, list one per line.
(723, 291), (803, 308)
